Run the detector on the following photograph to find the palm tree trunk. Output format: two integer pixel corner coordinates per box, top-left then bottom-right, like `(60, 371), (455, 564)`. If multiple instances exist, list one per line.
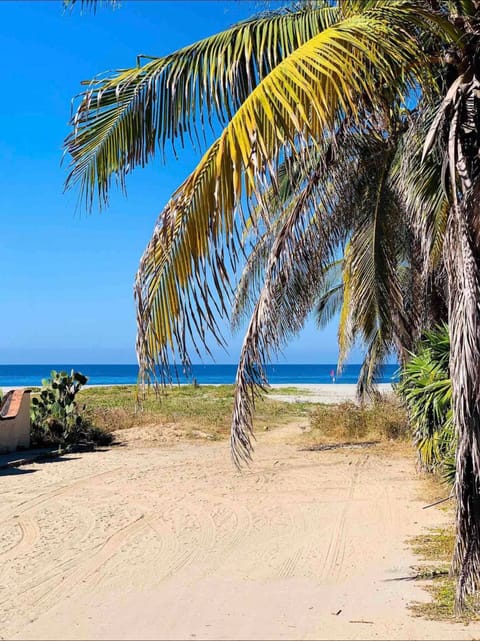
(445, 197), (480, 610)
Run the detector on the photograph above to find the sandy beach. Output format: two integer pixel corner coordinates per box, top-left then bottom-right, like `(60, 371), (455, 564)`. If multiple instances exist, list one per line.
(1, 412), (478, 640)
(268, 383), (394, 403)
(0, 382), (394, 402)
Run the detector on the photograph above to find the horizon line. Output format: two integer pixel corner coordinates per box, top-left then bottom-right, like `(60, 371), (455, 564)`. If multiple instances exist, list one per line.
(0, 362), (398, 367)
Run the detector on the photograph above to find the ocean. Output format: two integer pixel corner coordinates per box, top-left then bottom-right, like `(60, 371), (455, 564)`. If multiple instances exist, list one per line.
(0, 363), (399, 388)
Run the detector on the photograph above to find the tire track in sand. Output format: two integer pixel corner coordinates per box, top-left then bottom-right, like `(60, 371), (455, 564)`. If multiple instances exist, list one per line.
(322, 454), (369, 580)
(0, 516), (40, 582)
(30, 515), (149, 611)
(0, 467), (123, 525)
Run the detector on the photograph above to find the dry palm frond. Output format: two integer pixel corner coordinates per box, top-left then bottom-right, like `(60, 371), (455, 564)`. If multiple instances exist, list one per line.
(231, 166), (342, 465)
(231, 229), (274, 333)
(392, 104), (449, 271)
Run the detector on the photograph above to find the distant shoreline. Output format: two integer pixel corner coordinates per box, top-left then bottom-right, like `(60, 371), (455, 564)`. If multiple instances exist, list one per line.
(1, 382), (394, 404)
(268, 382), (394, 403)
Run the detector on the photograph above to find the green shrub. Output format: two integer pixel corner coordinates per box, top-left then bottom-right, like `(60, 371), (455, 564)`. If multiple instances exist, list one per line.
(397, 323), (455, 483)
(31, 370), (112, 447)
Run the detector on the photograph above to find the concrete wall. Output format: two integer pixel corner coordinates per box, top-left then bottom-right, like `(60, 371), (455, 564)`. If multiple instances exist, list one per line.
(0, 390), (31, 453)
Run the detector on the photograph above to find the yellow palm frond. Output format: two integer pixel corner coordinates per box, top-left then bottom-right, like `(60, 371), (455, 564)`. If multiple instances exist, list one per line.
(65, 2), (340, 207)
(136, 2), (437, 371)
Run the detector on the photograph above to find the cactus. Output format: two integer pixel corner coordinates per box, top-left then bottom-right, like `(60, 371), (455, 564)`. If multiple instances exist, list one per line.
(31, 370), (90, 445)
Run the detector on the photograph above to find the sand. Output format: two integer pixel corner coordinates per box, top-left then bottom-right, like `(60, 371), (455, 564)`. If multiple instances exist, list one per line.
(268, 383), (394, 403)
(1, 416), (479, 641)
(1, 382), (392, 401)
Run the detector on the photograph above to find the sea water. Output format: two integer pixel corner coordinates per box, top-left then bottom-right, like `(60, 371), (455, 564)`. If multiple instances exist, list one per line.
(0, 363), (398, 388)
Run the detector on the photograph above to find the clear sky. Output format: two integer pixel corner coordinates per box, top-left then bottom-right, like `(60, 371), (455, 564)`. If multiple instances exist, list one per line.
(0, 0), (363, 365)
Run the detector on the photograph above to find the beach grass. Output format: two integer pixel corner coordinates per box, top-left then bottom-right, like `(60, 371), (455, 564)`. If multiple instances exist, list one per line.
(79, 385), (411, 448)
(80, 384), (312, 441)
(409, 525), (480, 622)
(301, 396), (409, 445)
(267, 386), (313, 395)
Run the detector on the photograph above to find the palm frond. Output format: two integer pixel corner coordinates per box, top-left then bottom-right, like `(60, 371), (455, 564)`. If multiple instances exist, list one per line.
(392, 104), (449, 270)
(337, 139), (407, 369)
(356, 328), (392, 399)
(231, 166), (340, 465)
(231, 229), (273, 332)
(65, 2), (340, 207)
(315, 259), (344, 329)
(231, 142), (340, 332)
(135, 3), (437, 394)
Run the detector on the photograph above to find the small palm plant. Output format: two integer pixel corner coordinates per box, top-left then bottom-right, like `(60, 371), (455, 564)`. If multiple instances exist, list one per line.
(398, 324), (454, 483)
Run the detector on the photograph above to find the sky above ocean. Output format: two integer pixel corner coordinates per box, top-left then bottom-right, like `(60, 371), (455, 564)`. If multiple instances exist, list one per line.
(0, 1), (366, 366)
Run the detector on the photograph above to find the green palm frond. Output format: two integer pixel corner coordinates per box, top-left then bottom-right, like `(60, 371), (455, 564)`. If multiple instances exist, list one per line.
(65, 2), (340, 207)
(398, 323), (453, 473)
(315, 259), (344, 329)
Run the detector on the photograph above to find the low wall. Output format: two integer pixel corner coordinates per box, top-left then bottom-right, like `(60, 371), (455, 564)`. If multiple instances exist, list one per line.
(0, 390), (31, 453)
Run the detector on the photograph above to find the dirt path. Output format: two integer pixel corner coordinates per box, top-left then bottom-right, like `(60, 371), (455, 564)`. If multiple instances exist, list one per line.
(0, 423), (478, 640)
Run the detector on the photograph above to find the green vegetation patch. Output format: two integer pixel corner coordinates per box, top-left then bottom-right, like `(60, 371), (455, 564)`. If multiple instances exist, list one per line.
(409, 528), (480, 622)
(80, 384), (310, 441)
(31, 370), (113, 448)
(266, 387), (312, 396)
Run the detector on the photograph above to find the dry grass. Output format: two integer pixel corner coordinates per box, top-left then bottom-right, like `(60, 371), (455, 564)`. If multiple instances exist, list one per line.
(80, 384), (311, 442)
(80, 387), (409, 446)
(304, 395), (409, 446)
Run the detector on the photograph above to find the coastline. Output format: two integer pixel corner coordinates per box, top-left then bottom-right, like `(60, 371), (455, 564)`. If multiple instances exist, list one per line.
(268, 382), (393, 403)
(1, 382), (394, 403)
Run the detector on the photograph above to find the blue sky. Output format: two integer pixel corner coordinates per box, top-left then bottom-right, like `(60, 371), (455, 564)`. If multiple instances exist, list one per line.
(0, 0), (362, 365)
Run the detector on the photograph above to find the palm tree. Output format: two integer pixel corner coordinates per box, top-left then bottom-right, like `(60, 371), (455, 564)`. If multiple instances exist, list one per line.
(65, 0), (480, 609)
(65, 0), (442, 434)
(419, 1), (480, 608)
